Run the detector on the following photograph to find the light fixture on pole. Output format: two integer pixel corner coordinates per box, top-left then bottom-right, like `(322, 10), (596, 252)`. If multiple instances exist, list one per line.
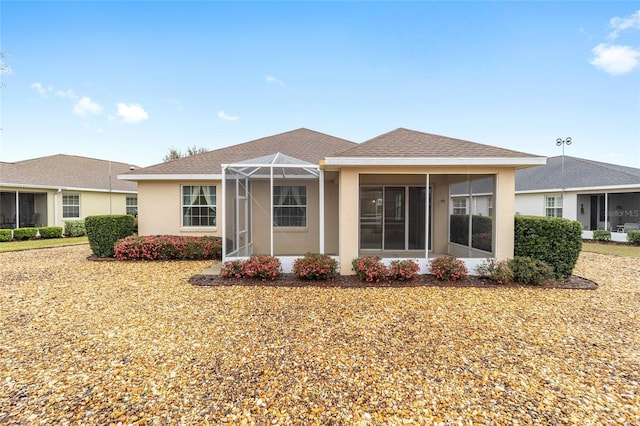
(555, 137), (572, 214)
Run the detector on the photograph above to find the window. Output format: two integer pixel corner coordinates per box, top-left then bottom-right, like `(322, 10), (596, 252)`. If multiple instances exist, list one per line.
(546, 195), (563, 217)
(62, 194), (80, 218)
(487, 196), (493, 218)
(273, 186), (306, 227)
(182, 186), (216, 227)
(452, 198), (467, 215)
(126, 195), (138, 216)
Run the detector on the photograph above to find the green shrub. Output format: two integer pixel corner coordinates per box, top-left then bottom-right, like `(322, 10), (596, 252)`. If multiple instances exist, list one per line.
(514, 215), (582, 279)
(507, 256), (554, 285)
(0, 229), (12, 242)
(293, 253), (338, 280)
(12, 228), (38, 241)
(430, 255), (467, 282)
(38, 227), (63, 239)
(64, 219), (86, 237)
(592, 230), (611, 242)
(85, 215), (135, 258)
(627, 230), (640, 246)
(476, 259), (513, 285)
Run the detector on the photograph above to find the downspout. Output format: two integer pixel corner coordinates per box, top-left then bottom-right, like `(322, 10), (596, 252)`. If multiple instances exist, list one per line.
(319, 169), (325, 254)
(15, 191), (20, 228)
(54, 188), (62, 226)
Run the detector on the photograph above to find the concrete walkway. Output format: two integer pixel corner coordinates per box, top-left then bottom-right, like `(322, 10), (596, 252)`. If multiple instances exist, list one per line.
(201, 262), (221, 276)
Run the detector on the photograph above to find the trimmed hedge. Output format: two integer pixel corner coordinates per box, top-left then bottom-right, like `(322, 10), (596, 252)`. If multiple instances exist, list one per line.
(38, 226), (63, 239)
(114, 235), (222, 260)
(514, 215), (582, 279)
(0, 229), (12, 242)
(12, 228), (38, 241)
(508, 256), (554, 285)
(592, 229), (611, 242)
(64, 219), (86, 237)
(628, 230), (640, 246)
(85, 215), (136, 258)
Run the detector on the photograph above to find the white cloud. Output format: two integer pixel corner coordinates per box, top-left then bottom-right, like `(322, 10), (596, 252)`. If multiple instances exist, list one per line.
(266, 75), (285, 86)
(56, 89), (77, 99)
(117, 102), (149, 123)
(218, 110), (239, 121)
(608, 9), (640, 39)
(590, 43), (640, 75)
(73, 96), (102, 117)
(31, 82), (53, 97)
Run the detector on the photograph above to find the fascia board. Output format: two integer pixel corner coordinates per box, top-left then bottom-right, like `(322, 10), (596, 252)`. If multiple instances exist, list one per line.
(323, 157), (547, 166)
(118, 174), (223, 181)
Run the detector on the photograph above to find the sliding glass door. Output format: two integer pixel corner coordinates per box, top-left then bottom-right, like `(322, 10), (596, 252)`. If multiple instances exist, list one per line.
(360, 185), (430, 252)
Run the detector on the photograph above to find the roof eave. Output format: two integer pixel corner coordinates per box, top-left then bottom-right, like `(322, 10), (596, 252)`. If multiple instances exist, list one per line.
(118, 174), (223, 181)
(323, 157), (547, 167)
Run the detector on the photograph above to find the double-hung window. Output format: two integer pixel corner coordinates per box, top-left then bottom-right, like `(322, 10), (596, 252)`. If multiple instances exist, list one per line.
(545, 195), (563, 217)
(182, 185), (216, 227)
(62, 194), (80, 218)
(273, 186), (306, 227)
(126, 195), (138, 216)
(452, 198), (468, 215)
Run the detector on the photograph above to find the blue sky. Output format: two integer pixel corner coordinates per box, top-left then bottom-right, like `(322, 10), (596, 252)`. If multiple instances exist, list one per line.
(1, 1), (639, 168)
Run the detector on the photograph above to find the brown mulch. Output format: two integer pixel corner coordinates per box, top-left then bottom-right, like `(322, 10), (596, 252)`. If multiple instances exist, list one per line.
(190, 272), (598, 289)
(1, 246), (638, 424)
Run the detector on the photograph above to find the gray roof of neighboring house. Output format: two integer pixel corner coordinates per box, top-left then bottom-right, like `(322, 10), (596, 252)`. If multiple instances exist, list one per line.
(125, 128), (358, 176)
(332, 128), (541, 159)
(0, 154), (138, 192)
(516, 156), (640, 192)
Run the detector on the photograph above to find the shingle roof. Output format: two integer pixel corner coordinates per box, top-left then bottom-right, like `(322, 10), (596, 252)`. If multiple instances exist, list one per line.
(0, 154), (138, 192)
(332, 128), (541, 159)
(126, 128), (358, 176)
(516, 156), (640, 191)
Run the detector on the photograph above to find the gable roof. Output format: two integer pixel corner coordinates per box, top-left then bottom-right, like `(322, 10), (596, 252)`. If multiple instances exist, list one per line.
(124, 128), (357, 179)
(516, 156), (640, 192)
(0, 154), (138, 192)
(325, 128), (545, 166)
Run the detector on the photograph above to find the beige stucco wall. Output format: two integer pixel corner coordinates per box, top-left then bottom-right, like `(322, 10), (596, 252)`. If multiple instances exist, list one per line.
(250, 179), (320, 255)
(333, 166), (518, 275)
(0, 186), (134, 229)
(137, 180), (220, 237)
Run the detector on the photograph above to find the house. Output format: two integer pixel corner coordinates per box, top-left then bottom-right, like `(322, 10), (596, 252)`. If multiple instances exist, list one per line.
(514, 156), (640, 241)
(121, 128), (545, 275)
(0, 154), (138, 229)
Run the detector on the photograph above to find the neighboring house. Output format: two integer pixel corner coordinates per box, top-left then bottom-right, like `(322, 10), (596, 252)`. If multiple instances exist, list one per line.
(0, 154), (138, 229)
(514, 156), (640, 241)
(121, 128), (545, 275)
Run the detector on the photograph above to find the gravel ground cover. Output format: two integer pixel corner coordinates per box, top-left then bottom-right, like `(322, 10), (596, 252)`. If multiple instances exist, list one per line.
(1, 245), (638, 425)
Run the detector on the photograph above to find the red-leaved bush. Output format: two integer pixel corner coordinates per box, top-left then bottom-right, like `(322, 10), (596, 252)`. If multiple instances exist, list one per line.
(220, 255), (281, 281)
(351, 256), (389, 283)
(429, 255), (467, 282)
(114, 235), (221, 260)
(389, 259), (420, 281)
(292, 253), (338, 281)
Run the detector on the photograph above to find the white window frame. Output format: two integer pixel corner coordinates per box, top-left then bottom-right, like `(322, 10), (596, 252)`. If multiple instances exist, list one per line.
(273, 185), (307, 227)
(126, 195), (138, 216)
(545, 195), (563, 217)
(62, 193), (80, 218)
(181, 185), (217, 227)
(452, 198), (468, 215)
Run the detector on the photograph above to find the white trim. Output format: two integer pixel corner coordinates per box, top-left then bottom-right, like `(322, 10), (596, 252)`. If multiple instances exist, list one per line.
(517, 183), (640, 194)
(324, 157), (547, 167)
(319, 169), (325, 254)
(1, 183), (136, 194)
(119, 174), (222, 181)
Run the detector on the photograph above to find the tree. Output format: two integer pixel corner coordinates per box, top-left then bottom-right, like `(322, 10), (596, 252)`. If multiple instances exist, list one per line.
(0, 51), (11, 88)
(163, 145), (208, 162)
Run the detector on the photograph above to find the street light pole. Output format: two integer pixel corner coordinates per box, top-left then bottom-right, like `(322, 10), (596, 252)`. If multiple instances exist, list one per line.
(555, 137), (572, 216)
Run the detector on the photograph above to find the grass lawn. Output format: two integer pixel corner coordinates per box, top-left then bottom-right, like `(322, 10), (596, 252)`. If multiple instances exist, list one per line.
(582, 241), (640, 258)
(0, 236), (88, 252)
(1, 245), (638, 424)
